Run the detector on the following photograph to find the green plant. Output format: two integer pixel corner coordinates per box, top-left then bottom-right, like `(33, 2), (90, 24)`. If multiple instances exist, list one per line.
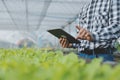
(114, 41), (120, 53)
(0, 48), (119, 80)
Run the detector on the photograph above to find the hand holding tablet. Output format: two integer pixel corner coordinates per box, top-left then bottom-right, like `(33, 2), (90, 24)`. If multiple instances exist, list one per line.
(47, 29), (80, 43)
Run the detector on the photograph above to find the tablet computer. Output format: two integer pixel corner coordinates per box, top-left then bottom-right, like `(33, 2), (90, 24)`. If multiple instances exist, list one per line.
(47, 29), (80, 43)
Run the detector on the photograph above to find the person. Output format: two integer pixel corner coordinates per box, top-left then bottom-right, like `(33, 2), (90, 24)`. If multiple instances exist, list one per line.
(59, 0), (120, 61)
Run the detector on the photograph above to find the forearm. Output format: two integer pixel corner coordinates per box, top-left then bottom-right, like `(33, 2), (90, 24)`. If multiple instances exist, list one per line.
(92, 23), (120, 42)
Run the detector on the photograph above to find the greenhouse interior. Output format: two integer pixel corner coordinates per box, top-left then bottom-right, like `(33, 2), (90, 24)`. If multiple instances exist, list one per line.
(0, 0), (120, 80)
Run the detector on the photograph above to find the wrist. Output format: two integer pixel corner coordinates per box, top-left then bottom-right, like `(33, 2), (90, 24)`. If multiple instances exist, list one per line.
(68, 43), (72, 48)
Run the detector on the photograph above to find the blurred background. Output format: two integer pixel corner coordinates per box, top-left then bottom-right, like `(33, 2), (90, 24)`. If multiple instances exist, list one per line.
(0, 0), (119, 49)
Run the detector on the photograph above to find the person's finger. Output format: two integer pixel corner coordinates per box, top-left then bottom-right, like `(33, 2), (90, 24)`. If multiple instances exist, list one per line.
(76, 26), (81, 31)
(59, 38), (63, 43)
(63, 38), (67, 48)
(65, 39), (69, 47)
(63, 38), (68, 48)
(84, 32), (92, 40)
(84, 33), (89, 38)
(75, 28), (84, 39)
(60, 38), (64, 45)
(61, 38), (67, 47)
(79, 28), (84, 34)
(80, 30), (86, 39)
(60, 38), (63, 46)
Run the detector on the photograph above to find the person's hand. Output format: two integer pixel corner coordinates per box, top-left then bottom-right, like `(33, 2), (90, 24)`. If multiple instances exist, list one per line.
(75, 26), (94, 41)
(59, 37), (72, 48)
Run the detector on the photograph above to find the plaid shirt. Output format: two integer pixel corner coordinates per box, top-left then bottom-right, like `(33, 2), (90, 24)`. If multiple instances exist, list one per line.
(72, 0), (120, 51)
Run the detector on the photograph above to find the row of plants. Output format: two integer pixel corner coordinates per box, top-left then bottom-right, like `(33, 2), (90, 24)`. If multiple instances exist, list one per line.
(0, 48), (120, 80)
